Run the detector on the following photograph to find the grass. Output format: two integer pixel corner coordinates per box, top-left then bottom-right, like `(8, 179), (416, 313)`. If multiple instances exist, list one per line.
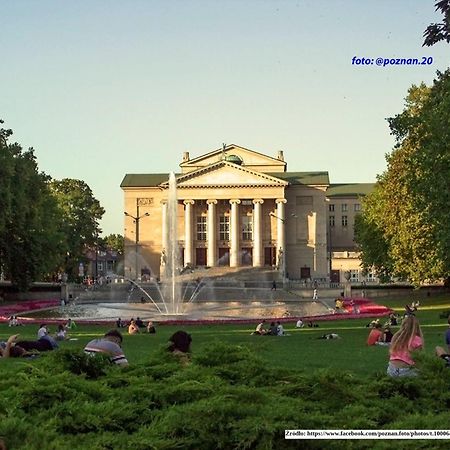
(1, 293), (450, 449)
(2, 293), (450, 375)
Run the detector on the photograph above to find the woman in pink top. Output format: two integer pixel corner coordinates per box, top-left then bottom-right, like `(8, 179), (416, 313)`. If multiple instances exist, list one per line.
(387, 316), (423, 377)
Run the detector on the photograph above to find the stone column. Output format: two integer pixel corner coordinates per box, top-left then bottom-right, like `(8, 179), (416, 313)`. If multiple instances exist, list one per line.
(183, 200), (195, 266)
(229, 199), (241, 267)
(275, 198), (287, 267)
(252, 199), (264, 267)
(207, 199), (218, 267)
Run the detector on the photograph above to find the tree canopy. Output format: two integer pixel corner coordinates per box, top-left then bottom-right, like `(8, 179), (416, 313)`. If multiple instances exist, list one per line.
(355, 71), (450, 285)
(0, 121), (105, 289)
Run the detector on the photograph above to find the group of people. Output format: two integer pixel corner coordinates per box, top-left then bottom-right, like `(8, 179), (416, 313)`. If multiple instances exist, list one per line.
(116, 317), (156, 335)
(372, 313), (450, 377)
(1, 321), (192, 367)
(366, 321), (393, 346)
(253, 320), (286, 336)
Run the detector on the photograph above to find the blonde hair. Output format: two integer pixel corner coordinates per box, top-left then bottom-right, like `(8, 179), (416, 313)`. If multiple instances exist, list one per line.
(390, 316), (423, 354)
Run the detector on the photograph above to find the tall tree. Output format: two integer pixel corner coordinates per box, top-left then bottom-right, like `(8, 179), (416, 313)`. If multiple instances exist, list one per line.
(50, 179), (105, 280)
(355, 72), (450, 285)
(0, 121), (65, 289)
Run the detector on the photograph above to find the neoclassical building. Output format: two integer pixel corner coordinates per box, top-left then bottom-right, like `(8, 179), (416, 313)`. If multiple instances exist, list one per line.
(121, 144), (371, 281)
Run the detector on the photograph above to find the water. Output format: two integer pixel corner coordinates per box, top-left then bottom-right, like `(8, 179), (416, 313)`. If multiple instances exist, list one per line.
(162, 172), (182, 314)
(26, 299), (329, 322)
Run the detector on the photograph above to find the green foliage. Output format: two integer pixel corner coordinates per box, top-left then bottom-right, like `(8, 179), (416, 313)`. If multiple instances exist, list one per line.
(355, 72), (450, 285)
(50, 179), (105, 280)
(423, 0), (450, 47)
(1, 337), (450, 449)
(101, 233), (124, 255)
(0, 121), (65, 290)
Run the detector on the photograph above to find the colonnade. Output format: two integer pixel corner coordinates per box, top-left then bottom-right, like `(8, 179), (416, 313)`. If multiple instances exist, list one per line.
(161, 198), (286, 268)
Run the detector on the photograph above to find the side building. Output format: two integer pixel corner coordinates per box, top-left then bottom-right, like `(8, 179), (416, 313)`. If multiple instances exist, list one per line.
(326, 183), (375, 283)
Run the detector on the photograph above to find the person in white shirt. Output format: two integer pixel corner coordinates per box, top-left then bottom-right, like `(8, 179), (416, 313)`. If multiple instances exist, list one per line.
(296, 319), (304, 328)
(37, 324), (48, 339)
(276, 321), (285, 336)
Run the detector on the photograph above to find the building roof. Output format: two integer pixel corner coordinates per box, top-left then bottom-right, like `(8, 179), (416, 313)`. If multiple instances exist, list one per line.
(267, 172), (330, 186)
(121, 171), (330, 188)
(120, 174), (172, 188)
(326, 183), (375, 197)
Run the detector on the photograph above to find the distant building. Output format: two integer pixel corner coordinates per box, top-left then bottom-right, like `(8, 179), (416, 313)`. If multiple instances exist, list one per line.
(84, 248), (122, 278)
(120, 144), (374, 282)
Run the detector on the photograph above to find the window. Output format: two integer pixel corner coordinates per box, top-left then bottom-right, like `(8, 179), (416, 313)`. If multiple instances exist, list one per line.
(97, 262), (103, 272)
(341, 203), (348, 212)
(329, 204), (335, 212)
(342, 215), (348, 227)
(329, 215), (335, 227)
(196, 216), (207, 240)
(350, 270), (359, 282)
(219, 215), (230, 240)
(366, 270), (376, 282)
(242, 216), (253, 241)
(354, 203), (361, 212)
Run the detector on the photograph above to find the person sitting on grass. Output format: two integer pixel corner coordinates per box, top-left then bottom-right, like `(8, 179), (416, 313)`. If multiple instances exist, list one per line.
(435, 316), (450, 367)
(84, 330), (128, 366)
(266, 321), (278, 336)
(135, 317), (145, 328)
(56, 324), (68, 341)
(296, 319), (304, 328)
(253, 320), (267, 335)
(387, 315), (423, 377)
(168, 330), (192, 365)
(276, 321), (286, 336)
(380, 326), (393, 345)
(128, 320), (140, 335)
(147, 321), (156, 334)
(37, 324), (49, 339)
(65, 318), (76, 330)
(367, 323), (383, 346)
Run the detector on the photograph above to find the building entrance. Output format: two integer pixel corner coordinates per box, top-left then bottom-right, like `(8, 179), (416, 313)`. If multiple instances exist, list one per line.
(196, 248), (207, 266)
(218, 248), (230, 266)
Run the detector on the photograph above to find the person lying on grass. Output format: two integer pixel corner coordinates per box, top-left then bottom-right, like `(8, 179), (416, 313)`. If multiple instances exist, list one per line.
(0, 334), (43, 358)
(84, 330), (128, 366)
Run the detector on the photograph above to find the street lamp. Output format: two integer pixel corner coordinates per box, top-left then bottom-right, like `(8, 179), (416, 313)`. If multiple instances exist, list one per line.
(124, 211), (150, 280)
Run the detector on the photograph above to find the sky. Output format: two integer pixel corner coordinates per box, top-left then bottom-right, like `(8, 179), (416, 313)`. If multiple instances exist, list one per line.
(1, 0), (448, 236)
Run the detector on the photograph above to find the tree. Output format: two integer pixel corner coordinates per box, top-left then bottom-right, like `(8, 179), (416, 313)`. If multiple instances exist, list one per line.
(50, 179), (105, 280)
(355, 72), (450, 285)
(101, 234), (124, 255)
(423, 0), (450, 46)
(0, 121), (65, 290)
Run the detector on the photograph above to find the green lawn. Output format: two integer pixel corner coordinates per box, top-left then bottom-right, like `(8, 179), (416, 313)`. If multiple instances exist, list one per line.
(2, 293), (449, 375)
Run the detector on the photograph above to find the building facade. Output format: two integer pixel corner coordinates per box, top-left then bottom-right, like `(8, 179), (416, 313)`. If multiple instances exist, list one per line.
(121, 145), (373, 282)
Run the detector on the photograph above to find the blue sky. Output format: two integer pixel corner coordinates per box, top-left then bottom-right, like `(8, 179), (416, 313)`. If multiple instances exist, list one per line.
(1, 0), (448, 235)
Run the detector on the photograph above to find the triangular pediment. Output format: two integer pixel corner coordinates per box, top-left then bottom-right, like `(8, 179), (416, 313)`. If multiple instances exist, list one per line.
(180, 144), (286, 173)
(161, 161), (288, 188)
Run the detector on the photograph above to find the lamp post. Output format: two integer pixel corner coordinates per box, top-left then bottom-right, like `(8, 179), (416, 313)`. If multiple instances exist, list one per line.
(124, 210), (150, 280)
(269, 211), (286, 283)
